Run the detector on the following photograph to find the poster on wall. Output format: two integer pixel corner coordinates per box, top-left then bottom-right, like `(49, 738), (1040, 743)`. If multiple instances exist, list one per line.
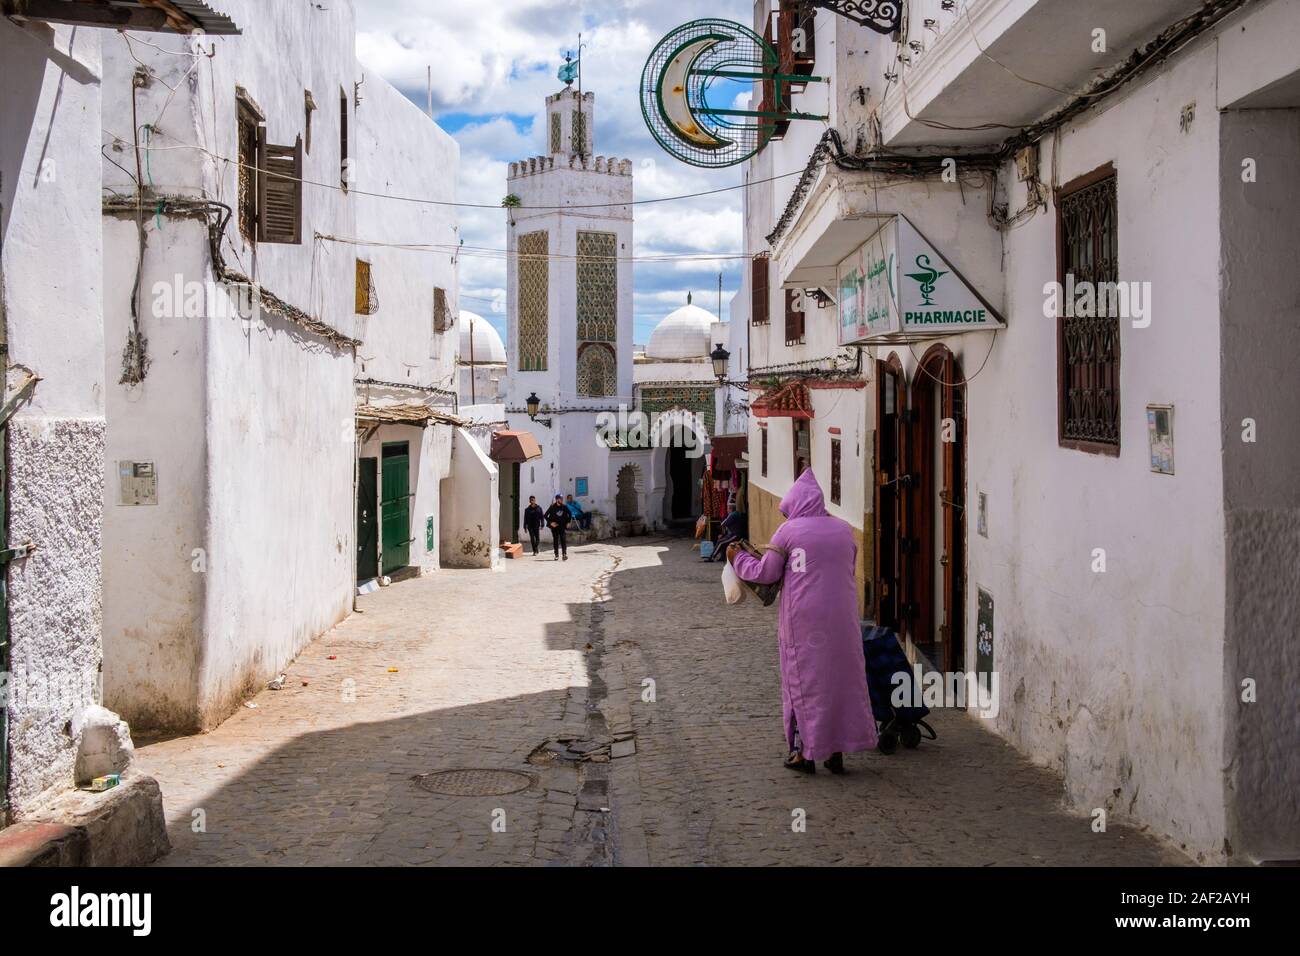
(1147, 405), (1174, 475)
(837, 216), (1005, 344)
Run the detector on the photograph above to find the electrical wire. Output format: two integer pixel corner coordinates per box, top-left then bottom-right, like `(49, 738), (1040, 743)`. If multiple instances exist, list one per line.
(112, 135), (841, 212)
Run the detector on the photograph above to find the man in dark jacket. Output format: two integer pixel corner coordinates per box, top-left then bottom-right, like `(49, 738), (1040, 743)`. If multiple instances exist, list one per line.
(522, 496), (545, 555)
(544, 494), (571, 561)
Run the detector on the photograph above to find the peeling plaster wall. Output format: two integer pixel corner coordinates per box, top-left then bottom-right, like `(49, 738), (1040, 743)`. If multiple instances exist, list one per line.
(0, 21), (106, 815)
(1218, 108), (1300, 864)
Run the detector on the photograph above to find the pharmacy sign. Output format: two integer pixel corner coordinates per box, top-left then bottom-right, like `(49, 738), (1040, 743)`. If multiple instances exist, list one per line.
(838, 216), (1004, 344)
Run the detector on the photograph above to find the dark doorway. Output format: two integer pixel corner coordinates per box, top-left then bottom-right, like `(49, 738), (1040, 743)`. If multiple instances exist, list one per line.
(510, 462), (521, 542)
(873, 357), (903, 629)
(668, 444), (693, 520)
(357, 457), (378, 581)
(381, 442), (411, 574)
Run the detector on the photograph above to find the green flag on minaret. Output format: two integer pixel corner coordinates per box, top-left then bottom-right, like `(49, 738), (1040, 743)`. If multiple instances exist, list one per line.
(558, 56), (579, 86)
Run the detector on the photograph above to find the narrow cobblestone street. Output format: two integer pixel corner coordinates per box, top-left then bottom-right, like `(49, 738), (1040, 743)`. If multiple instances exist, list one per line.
(138, 538), (1186, 866)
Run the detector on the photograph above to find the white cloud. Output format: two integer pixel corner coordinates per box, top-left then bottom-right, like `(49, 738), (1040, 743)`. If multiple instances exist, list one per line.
(356, 0), (756, 337)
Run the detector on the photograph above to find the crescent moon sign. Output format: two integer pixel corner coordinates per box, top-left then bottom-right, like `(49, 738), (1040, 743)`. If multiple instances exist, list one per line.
(658, 36), (731, 150)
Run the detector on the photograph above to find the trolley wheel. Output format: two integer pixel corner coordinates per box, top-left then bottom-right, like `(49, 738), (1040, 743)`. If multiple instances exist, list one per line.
(878, 730), (899, 755)
(901, 723), (922, 749)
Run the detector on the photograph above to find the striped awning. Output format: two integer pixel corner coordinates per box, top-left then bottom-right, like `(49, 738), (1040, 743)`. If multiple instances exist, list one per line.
(4, 0), (242, 35)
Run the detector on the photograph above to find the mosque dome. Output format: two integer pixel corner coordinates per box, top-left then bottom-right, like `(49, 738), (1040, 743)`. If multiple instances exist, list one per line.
(645, 295), (718, 360)
(459, 310), (506, 365)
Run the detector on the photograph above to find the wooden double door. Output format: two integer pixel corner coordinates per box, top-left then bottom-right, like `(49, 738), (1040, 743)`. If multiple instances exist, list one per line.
(873, 348), (966, 673)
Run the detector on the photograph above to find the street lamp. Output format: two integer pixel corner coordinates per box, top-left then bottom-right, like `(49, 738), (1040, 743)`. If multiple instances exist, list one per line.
(710, 343), (730, 382)
(525, 391), (552, 428)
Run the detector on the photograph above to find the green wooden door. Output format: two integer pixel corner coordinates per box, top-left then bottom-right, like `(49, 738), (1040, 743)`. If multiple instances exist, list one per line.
(381, 443), (411, 574)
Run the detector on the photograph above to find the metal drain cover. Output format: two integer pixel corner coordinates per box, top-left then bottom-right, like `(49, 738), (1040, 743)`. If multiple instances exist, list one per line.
(415, 769), (534, 796)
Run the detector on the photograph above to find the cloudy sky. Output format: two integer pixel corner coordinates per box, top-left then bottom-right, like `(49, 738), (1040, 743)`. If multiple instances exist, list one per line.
(355, 0), (751, 346)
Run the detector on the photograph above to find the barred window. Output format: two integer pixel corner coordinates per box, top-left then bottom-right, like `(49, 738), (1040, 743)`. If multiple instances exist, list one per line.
(550, 112), (562, 154)
(1058, 166), (1119, 452)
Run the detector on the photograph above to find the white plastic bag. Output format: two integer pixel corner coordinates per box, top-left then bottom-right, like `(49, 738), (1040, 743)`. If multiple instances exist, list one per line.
(721, 561), (747, 605)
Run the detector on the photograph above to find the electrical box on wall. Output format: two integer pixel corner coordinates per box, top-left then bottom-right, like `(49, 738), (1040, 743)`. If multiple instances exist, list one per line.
(118, 461), (158, 506)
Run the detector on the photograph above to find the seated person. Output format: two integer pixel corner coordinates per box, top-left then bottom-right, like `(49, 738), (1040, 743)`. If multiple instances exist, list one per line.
(708, 503), (747, 562)
(565, 494), (593, 531)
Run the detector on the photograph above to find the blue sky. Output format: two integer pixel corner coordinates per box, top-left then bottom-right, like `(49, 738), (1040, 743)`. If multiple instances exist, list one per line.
(355, 0), (751, 346)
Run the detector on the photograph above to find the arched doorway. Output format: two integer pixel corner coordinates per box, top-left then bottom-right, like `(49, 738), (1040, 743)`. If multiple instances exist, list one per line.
(650, 411), (708, 528)
(876, 347), (966, 674)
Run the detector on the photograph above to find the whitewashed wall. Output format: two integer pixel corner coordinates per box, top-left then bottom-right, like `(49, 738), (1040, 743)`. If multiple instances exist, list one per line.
(101, 0), (358, 732)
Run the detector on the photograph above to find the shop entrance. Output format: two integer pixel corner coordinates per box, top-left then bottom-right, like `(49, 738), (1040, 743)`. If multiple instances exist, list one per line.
(876, 349), (966, 673)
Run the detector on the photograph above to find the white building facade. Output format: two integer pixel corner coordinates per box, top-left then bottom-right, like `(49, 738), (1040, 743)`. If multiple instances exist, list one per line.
(0, 0), (239, 829)
(504, 87), (635, 533)
(739, 0), (1299, 862)
(97, 0), (485, 738)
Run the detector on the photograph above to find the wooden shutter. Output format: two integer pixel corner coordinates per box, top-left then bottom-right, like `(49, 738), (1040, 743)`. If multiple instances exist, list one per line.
(751, 254), (770, 325)
(784, 288), (805, 345)
(258, 132), (303, 245)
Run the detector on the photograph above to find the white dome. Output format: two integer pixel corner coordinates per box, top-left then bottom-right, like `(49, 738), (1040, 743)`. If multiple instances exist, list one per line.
(459, 310), (506, 365)
(645, 299), (718, 360)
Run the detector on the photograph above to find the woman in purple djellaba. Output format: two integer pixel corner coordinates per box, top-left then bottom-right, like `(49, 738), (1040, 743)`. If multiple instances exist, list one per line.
(728, 469), (877, 774)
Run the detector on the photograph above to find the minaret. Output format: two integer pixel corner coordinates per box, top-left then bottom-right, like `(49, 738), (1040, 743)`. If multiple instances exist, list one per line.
(505, 87), (634, 409)
(503, 84), (635, 518)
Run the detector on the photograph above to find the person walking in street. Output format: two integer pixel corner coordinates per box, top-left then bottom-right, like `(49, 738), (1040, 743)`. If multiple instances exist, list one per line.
(728, 469), (876, 774)
(565, 494), (593, 532)
(544, 494), (571, 561)
(523, 496), (545, 556)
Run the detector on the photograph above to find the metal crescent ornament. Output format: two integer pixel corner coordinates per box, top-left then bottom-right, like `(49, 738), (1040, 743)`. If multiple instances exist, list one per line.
(659, 37), (731, 150)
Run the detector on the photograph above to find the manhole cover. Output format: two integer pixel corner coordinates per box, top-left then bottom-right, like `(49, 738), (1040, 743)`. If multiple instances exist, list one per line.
(415, 769), (534, 796)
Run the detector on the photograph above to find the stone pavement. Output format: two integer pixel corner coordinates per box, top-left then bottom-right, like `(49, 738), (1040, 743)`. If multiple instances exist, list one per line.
(136, 537), (1187, 866)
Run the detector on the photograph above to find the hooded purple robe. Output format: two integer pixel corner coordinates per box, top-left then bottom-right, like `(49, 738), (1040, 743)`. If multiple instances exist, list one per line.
(730, 469), (877, 760)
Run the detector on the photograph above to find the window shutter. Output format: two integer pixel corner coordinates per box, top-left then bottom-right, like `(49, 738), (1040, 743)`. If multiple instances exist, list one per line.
(785, 288), (805, 345)
(355, 259), (378, 315)
(751, 254), (769, 325)
(258, 133), (303, 245)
